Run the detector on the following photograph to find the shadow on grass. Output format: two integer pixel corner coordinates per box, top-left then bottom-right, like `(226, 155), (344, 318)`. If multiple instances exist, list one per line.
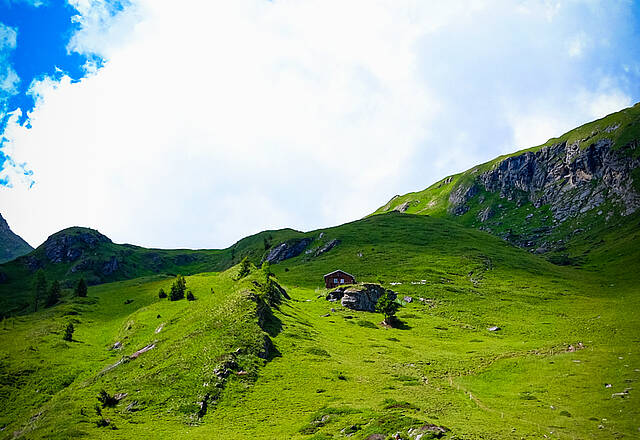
(387, 317), (411, 330)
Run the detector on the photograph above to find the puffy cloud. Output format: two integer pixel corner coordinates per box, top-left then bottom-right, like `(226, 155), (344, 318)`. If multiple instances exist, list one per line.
(0, 23), (19, 97)
(1, 0), (639, 249)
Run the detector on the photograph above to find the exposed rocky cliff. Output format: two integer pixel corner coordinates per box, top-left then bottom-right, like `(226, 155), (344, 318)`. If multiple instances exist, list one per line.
(450, 138), (640, 222)
(0, 213), (33, 264)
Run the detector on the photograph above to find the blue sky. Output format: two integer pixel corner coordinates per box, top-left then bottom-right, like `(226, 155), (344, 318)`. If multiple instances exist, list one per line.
(0, 0), (639, 249)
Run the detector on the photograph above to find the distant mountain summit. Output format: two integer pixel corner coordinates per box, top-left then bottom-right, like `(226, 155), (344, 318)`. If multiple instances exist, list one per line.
(0, 213), (33, 264)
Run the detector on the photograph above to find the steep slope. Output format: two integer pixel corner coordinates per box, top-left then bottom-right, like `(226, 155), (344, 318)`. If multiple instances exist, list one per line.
(0, 214), (32, 264)
(0, 265), (287, 439)
(0, 226), (303, 316)
(374, 103), (640, 258)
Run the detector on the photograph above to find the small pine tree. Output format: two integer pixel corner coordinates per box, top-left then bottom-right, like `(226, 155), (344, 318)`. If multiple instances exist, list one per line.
(97, 389), (118, 408)
(261, 277), (281, 306)
(237, 257), (251, 279)
(261, 261), (274, 279)
(186, 290), (195, 301)
(33, 269), (47, 312)
(45, 280), (62, 307)
(75, 278), (88, 297)
(375, 290), (399, 326)
(169, 275), (186, 301)
(158, 288), (167, 299)
(63, 322), (75, 341)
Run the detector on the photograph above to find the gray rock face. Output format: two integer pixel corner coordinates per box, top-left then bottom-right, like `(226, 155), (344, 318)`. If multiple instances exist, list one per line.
(448, 184), (478, 215)
(44, 229), (111, 264)
(312, 239), (340, 257)
(394, 201), (411, 213)
(102, 256), (120, 275)
(451, 139), (640, 222)
(477, 206), (494, 222)
(326, 283), (396, 312)
(262, 238), (312, 263)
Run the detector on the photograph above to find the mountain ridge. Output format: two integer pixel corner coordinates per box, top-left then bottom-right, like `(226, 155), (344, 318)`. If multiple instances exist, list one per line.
(0, 213), (33, 264)
(373, 103), (640, 257)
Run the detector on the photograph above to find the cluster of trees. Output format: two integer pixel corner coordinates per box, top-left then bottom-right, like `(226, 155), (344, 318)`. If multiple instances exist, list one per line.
(32, 270), (88, 311)
(158, 275), (195, 301)
(31, 271), (88, 342)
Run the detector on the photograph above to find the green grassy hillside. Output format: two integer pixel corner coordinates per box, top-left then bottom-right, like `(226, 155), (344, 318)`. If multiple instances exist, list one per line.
(1, 212), (638, 439)
(0, 226), (303, 317)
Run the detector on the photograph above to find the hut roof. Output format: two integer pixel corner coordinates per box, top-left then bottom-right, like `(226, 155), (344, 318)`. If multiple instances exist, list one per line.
(323, 270), (355, 279)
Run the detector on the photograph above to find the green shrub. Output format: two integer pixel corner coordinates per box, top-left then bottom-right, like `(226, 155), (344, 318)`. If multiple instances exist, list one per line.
(97, 389), (118, 408)
(63, 322), (74, 342)
(375, 290), (399, 325)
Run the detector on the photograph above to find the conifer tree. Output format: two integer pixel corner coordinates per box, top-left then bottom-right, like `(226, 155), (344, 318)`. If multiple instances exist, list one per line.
(375, 290), (399, 326)
(75, 278), (88, 297)
(46, 280), (61, 307)
(33, 269), (47, 312)
(237, 257), (251, 279)
(63, 322), (75, 341)
(158, 288), (167, 299)
(261, 261), (274, 279)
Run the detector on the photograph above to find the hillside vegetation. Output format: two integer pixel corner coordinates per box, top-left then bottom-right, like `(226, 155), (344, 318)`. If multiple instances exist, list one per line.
(0, 226), (303, 316)
(0, 212), (638, 439)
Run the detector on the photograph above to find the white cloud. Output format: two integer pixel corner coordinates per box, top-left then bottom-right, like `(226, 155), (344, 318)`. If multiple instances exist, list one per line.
(0, 23), (19, 95)
(0, 0), (638, 249)
(567, 32), (588, 58)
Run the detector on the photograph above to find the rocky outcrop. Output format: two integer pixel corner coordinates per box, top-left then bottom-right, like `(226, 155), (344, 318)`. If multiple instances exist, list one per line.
(102, 256), (120, 275)
(0, 213), (33, 264)
(479, 139), (639, 220)
(43, 228), (111, 264)
(449, 139), (640, 223)
(448, 184), (479, 215)
(310, 239), (340, 257)
(326, 283), (396, 312)
(262, 238), (312, 263)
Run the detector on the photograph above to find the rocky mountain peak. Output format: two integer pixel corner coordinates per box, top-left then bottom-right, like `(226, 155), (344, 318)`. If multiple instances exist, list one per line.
(0, 213), (33, 264)
(41, 227), (112, 264)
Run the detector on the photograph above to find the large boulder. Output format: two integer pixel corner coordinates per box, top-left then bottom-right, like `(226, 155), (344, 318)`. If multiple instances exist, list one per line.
(326, 283), (396, 312)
